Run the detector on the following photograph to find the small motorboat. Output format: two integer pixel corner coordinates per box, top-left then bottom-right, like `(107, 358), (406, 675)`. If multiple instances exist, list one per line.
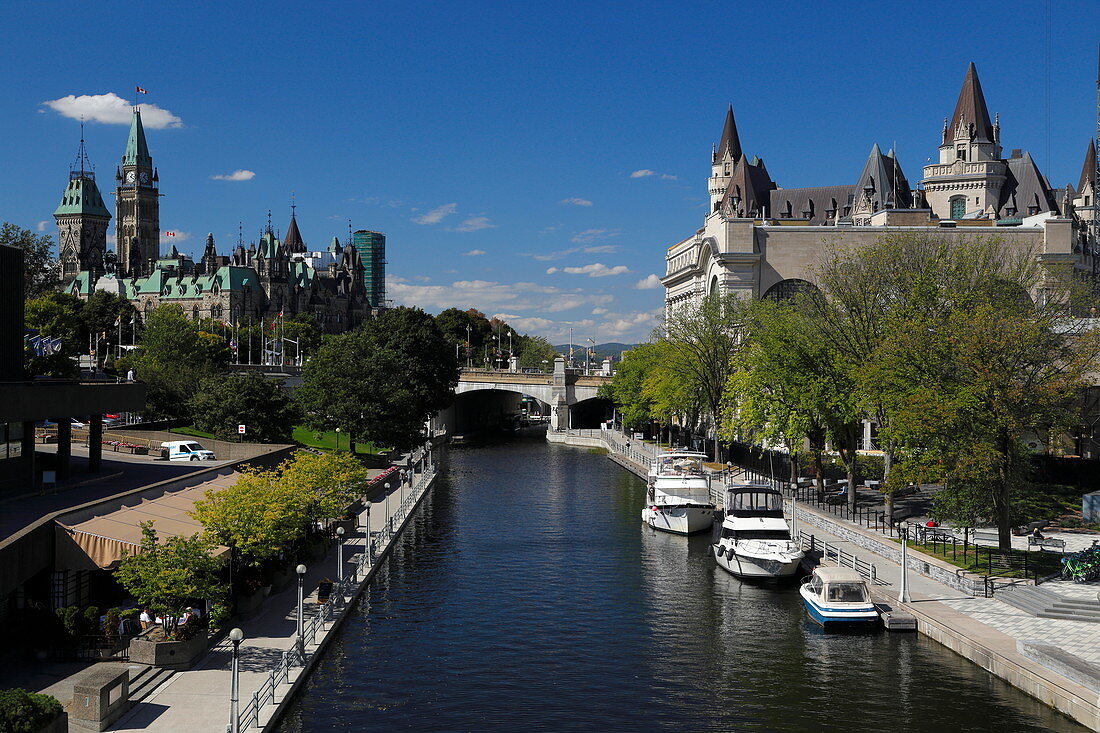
(799, 567), (880, 629)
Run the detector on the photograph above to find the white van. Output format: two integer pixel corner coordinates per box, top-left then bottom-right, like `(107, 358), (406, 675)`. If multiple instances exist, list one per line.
(160, 440), (217, 461)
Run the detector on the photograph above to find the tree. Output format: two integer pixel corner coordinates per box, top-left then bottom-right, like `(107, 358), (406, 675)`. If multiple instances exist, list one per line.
(517, 334), (556, 369)
(298, 307), (459, 451)
(189, 372), (298, 442)
(278, 451), (369, 524)
(113, 523), (224, 640)
(24, 292), (84, 378)
(604, 343), (661, 431)
(0, 222), (59, 299)
(192, 469), (307, 565)
(661, 293), (746, 460)
(126, 305), (228, 418)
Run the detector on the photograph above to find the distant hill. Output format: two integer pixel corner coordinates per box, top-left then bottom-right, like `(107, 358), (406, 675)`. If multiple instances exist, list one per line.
(552, 342), (637, 360)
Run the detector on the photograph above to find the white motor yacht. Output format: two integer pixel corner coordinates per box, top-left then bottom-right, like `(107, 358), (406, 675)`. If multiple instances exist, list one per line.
(640, 451), (716, 535)
(713, 484), (804, 578)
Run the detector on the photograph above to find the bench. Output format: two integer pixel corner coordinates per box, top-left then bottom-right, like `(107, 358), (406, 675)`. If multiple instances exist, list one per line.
(1028, 536), (1066, 552)
(915, 526), (955, 544)
(892, 484), (920, 499)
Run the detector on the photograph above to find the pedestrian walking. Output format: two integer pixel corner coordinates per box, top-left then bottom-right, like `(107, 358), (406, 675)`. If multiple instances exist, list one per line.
(139, 608), (152, 630)
(126, 368), (135, 382)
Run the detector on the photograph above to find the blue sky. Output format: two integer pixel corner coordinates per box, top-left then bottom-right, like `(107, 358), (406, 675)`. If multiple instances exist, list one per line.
(1, 1), (1096, 342)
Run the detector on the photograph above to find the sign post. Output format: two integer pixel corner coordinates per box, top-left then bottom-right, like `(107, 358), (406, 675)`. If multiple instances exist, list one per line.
(238, 425), (246, 443)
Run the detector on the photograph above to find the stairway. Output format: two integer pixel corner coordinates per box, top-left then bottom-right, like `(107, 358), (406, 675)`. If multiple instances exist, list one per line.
(1000, 585), (1100, 623)
(127, 664), (174, 703)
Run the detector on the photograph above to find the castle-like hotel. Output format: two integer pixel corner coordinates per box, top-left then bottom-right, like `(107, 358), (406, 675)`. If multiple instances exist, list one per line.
(54, 109), (377, 330)
(663, 63), (1098, 307)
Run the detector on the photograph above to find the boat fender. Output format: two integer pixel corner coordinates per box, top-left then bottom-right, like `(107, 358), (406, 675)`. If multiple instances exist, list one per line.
(715, 545), (725, 559)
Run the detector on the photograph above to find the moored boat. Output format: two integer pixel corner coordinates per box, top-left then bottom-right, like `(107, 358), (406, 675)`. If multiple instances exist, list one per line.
(641, 451), (715, 535)
(799, 567), (880, 629)
(712, 484), (803, 578)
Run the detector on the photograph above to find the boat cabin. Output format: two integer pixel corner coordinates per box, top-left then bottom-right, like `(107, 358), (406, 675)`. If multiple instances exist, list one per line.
(805, 567), (870, 605)
(725, 485), (784, 518)
(655, 452), (706, 477)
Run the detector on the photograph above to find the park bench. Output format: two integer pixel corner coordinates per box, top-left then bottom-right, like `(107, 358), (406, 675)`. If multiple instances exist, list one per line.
(914, 526), (955, 544)
(1028, 536), (1066, 552)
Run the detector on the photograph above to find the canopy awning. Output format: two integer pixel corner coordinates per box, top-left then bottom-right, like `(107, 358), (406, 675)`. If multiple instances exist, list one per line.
(56, 472), (239, 570)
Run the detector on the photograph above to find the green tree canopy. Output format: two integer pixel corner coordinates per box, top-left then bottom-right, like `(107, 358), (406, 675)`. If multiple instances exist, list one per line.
(191, 469), (307, 565)
(1, 222), (59, 299)
(188, 372), (299, 442)
(113, 523), (224, 640)
(126, 304), (229, 418)
(24, 291), (85, 378)
(517, 334), (556, 369)
(278, 450), (370, 524)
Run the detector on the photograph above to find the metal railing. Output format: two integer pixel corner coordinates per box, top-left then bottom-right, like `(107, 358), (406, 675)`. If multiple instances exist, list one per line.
(797, 530), (887, 586)
(233, 460), (436, 731)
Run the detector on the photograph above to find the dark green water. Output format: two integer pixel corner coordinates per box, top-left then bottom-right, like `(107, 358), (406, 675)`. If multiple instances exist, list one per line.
(279, 436), (1085, 732)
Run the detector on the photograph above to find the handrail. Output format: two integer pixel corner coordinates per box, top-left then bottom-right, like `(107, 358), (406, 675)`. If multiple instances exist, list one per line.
(797, 530), (887, 586)
(232, 451), (437, 730)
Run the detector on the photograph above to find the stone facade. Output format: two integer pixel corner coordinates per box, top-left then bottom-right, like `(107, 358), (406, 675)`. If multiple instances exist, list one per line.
(665, 63), (1095, 311)
(56, 109), (374, 332)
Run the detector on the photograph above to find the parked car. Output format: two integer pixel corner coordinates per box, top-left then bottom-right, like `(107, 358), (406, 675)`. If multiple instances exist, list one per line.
(160, 441), (217, 461)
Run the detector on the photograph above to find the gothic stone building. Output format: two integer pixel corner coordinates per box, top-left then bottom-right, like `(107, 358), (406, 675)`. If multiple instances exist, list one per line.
(663, 63), (1097, 309)
(57, 109), (371, 331)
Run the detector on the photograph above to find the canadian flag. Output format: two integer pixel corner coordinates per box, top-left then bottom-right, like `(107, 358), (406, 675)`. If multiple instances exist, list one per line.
(165, 231), (176, 237)
(135, 86), (148, 94)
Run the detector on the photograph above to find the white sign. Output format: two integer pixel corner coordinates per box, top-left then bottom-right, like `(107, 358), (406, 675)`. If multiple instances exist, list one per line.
(238, 425), (246, 434)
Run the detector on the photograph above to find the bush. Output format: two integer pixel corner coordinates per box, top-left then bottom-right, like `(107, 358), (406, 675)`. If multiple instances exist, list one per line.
(0, 688), (63, 733)
(104, 608), (121, 646)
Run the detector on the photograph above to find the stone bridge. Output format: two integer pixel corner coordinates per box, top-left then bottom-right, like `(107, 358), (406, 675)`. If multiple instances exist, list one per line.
(446, 357), (611, 432)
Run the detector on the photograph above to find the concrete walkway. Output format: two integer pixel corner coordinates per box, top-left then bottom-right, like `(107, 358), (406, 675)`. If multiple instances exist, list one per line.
(797, 506), (1100, 730)
(108, 465), (432, 732)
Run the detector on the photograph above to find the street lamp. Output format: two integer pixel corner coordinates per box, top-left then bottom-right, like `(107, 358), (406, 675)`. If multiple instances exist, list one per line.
(229, 627), (244, 733)
(899, 525), (912, 604)
(295, 564), (307, 660)
(335, 526), (345, 581)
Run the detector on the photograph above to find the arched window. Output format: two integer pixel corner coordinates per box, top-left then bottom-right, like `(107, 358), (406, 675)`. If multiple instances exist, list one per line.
(950, 196), (966, 220)
(762, 278), (818, 302)
(709, 275), (720, 295)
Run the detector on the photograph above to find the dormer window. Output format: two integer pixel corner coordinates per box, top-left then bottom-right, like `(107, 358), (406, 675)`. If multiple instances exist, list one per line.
(956, 146), (967, 161)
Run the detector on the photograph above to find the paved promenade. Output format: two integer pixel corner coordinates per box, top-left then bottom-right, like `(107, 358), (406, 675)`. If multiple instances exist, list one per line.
(109, 461), (435, 732)
(798, 508), (1100, 730)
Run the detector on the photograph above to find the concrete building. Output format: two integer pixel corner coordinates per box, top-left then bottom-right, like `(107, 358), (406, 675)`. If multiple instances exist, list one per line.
(57, 109), (376, 332)
(664, 63), (1095, 308)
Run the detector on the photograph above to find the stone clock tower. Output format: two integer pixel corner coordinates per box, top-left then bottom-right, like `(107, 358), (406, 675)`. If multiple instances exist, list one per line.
(115, 108), (160, 277)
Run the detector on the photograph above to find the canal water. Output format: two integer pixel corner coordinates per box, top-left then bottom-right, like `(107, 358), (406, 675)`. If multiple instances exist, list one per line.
(280, 436), (1084, 732)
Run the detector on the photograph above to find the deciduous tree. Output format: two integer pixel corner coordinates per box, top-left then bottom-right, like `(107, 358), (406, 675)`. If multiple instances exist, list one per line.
(1, 222), (59, 298)
(188, 372), (298, 442)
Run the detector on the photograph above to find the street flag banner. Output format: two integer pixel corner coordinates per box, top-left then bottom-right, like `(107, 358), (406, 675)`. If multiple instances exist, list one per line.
(135, 86), (148, 94)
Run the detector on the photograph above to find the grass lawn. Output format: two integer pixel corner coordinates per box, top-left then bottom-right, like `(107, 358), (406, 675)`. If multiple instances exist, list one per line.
(892, 537), (1063, 579)
(292, 427), (388, 456)
(171, 426), (217, 440)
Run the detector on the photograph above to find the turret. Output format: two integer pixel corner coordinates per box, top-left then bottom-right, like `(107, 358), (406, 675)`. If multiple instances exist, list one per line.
(709, 105), (743, 211)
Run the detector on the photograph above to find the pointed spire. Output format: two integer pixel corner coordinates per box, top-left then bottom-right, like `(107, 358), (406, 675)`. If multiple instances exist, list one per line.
(123, 108), (152, 166)
(715, 104), (742, 162)
(949, 62), (995, 142)
(1079, 139), (1097, 193)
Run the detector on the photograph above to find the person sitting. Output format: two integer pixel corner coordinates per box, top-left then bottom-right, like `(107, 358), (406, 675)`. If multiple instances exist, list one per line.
(1032, 526), (1045, 541)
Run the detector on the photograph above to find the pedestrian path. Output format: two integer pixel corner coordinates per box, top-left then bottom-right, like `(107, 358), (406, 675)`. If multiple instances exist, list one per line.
(797, 508), (1100, 730)
(109, 460), (436, 732)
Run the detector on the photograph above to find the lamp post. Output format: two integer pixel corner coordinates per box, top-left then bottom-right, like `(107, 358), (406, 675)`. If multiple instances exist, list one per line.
(899, 525), (911, 604)
(295, 564), (307, 660)
(335, 526), (345, 581)
(229, 627), (244, 733)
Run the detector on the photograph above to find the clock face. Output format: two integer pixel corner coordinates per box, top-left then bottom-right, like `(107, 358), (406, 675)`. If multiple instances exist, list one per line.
(125, 171), (135, 184)
(139, 171), (149, 184)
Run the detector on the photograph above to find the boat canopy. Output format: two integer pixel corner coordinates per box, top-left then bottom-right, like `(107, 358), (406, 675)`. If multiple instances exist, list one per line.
(813, 567), (865, 584)
(726, 487), (782, 513)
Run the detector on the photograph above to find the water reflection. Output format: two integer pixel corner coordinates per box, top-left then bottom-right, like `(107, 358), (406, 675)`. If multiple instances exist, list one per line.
(280, 436), (1084, 732)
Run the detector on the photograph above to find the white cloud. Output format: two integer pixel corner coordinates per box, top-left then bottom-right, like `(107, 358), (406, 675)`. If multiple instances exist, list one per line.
(635, 274), (662, 289)
(388, 278), (612, 314)
(36, 221), (48, 232)
(487, 308), (660, 343)
(448, 216), (495, 232)
(560, 197), (593, 207)
(592, 307), (608, 315)
(210, 169), (255, 181)
(526, 243), (620, 261)
(598, 309), (662, 340)
(412, 203), (457, 225)
(571, 228), (621, 244)
(160, 230), (190, 245)
(42, 93), (182, 129)
(630, 169), (656, 178)
(464, 249), (486, 256)
(548, 263), (631, 278)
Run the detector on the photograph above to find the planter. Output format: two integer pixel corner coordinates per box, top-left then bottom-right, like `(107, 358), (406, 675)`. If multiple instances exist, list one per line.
(128, 629), (209, 670)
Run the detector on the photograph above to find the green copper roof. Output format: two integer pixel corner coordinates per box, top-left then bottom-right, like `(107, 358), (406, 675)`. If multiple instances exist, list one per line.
(123, 109), (152, 166)
(54, 175), (112, 218)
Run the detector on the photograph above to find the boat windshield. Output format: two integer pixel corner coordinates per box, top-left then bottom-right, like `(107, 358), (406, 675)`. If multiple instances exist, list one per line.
(728, 491), (783, 512)
(728, 529), (791, 541)
(826, 582), (869, 603)
(657, 455), (704, 476)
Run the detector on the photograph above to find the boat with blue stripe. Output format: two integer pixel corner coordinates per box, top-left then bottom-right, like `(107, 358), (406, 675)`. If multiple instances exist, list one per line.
(799, 566), (880, 629)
